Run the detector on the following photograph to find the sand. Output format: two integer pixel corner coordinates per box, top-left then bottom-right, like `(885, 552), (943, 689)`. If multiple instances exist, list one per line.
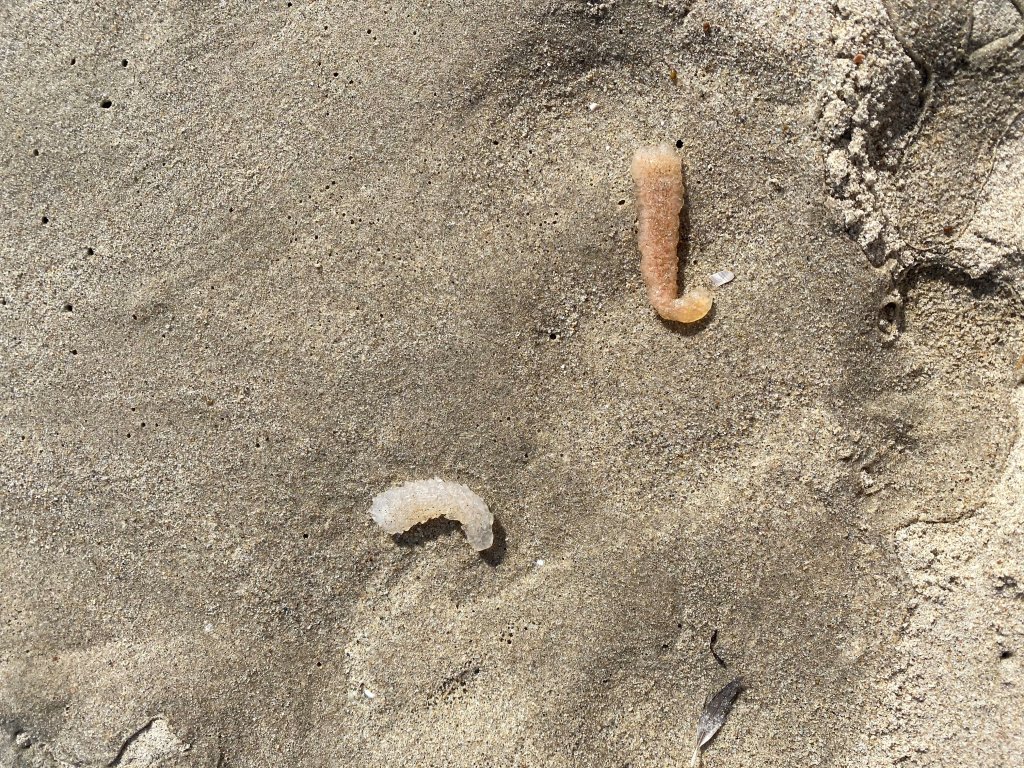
(1, 1), (1022, 766)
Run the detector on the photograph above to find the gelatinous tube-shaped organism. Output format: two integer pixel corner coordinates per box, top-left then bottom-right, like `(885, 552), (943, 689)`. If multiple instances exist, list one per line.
(631, 145), (713, 323)
(368, 478), (494, 551)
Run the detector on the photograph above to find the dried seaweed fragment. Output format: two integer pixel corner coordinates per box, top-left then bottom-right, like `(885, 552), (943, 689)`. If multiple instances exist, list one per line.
(709, 629), (726, 668)
(690, 678), (743, 767)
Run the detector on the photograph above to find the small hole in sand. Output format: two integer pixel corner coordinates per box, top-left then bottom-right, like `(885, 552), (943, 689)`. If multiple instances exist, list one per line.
(675, 139), (683, 148)
(100, 99), (112, 108)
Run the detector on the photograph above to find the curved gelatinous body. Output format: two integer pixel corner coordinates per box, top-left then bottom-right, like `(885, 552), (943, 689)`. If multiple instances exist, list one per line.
(631, 145), (713, 323)
(368, 478), (494, 551)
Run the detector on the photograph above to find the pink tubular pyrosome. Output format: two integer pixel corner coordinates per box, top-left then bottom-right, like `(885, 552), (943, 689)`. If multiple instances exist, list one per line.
(631, 145), (712, 323)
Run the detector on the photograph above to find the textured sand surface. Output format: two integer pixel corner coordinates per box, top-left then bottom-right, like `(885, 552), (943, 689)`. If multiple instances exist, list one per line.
(1, 1), (1022, 766)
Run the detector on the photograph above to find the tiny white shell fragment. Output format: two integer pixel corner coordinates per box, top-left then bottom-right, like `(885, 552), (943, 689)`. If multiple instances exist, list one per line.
(709, 270), (735, 288)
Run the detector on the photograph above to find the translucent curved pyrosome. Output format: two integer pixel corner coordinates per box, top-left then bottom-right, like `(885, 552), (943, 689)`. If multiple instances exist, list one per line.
(368, 478), (494, 552)
(631, 145), (712, 323)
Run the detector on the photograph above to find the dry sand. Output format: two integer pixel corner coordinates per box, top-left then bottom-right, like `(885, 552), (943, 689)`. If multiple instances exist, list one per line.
(1, 1), (1022, 766)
